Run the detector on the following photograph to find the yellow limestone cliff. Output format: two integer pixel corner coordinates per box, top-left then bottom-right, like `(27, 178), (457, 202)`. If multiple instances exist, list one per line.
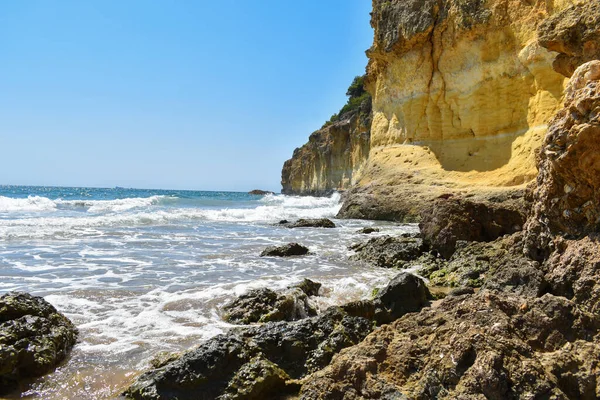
(282, 0), (586, 221)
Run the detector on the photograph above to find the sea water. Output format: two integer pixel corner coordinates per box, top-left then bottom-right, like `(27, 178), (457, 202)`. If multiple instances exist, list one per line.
(0, 186), (417, 399)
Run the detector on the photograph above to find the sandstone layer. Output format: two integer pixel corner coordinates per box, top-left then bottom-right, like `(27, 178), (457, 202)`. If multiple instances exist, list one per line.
(281, 102), (371, 196)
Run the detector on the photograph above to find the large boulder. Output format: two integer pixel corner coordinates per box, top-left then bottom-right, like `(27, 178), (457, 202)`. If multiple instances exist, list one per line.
(260, 243), (309, 257)
(525, 61), (600, 259)
(349, 236), (427, 268)
(299, 291), (600, 399)
(124, 307), (373, 400)
(538, 2), (600, 77)
(0, 292), (78, 395)
(419, 196), (525, 259)
(222, 280), (320, 324)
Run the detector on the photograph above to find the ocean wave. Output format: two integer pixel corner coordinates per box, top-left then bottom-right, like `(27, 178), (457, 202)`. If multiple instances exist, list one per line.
(0, 195), (172, 214)
(0, 195), (58, 212)
(0, 193), (343, 239)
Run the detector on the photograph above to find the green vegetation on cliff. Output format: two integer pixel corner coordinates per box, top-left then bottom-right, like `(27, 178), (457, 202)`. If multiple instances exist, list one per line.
(323, 75), (371, 128)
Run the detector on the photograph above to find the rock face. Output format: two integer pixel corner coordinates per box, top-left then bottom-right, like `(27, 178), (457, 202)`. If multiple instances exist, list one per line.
(349, 235), (427, 268)
(299, 291), (600, 400)
(284, 0), (583, 220)
(281, 105), (371, 196)
(419, 196), (526, 258)
(260, 243), (309, 257)
(125, 307), (374, 400)
(525, 61), (600, 258)
(222, 280), (320, 324)
(248, 190), (274, 195)
(0, 292), (78, 395)
(538, 2), (600, 77)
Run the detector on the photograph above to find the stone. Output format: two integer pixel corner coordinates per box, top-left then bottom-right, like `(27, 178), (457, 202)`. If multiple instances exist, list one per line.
(356, 227), (379, 234)
(260, 243), (309, 257)
(373, 272), (431, 323)
(285, 218), (336, 228)
(292, 279), (321, 297)
(0, 292), (78, 395)
(419, 197), (525, 259)
(222, 286), (318, 325)
(298, 291), (600, 400)
(125, 307), (373, 400)
(349, 235), (427, 268)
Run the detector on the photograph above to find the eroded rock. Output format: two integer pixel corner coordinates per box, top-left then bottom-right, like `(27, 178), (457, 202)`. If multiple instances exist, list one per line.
(0, 292), (78, 395)
(299, 291), (600, 399)
(284, 218), (336, 228)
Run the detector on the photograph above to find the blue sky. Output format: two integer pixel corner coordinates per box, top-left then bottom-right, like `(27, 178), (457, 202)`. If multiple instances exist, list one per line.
(0, 1), (372, 192)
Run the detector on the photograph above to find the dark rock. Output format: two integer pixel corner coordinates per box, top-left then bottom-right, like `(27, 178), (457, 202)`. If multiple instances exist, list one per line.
(356, 227), (380, 234)
(448, 287), (475, 297)
(260, 243), (309, 257)
(278, 220), (289, 224)
(373, 272), (431, 323)
(292, 279), (321, 297)
(125, 307), (373, 400)
(222, 287), (317, 325)
(350, 235), (426, 268)
(538, 2), (600, 77)
(298, 291), (600, 399)
(419, 197), (525, 259)
(0, 292), (78, 395)
(248, 190), (274, 195)
(286, 218), (336, 228)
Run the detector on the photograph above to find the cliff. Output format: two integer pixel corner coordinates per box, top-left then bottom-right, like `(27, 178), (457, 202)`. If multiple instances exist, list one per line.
(283, 0), (586, 221)
(281, 98), (371, 196)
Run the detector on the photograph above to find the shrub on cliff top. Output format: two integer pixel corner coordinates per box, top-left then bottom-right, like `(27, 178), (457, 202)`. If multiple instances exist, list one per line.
(322, 75), (371, 128)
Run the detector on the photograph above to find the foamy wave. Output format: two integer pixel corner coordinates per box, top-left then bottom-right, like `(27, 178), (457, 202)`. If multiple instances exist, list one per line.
(58, 195), (170, 213)
(0, 196), (58, 212)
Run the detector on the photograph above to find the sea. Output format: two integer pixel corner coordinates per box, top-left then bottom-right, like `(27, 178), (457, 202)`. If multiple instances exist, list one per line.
(0, 185), (417, 399)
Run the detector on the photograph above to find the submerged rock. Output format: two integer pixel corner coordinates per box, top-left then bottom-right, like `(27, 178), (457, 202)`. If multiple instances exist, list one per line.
(260, 243), (309, 257)
(0, 292), (78, 395)
(350, 235), (426, 268)
(222, 279), (321, 324)
(248, 190), (274, 195)
(299, 291), (600, 399)
(284, 218), (336, 228)
(356, 227), (380, 234)
(125, 307), (373, 400)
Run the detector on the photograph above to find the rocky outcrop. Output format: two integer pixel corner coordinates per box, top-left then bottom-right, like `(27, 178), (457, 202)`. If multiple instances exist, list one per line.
(349, 235), (427, 268)
(0, 292), (78, 395)
(299, 291), (600, 399)
(419, 196), (526, 258)
(125, 307), (374, 400)
(248, 190), (274, 195)
(281, 103), (371, 196)
(222, 280), (321, 324)
(525, 61), (600, 258)
(260, 243), (309, 257)
(538, 2), (600, 77)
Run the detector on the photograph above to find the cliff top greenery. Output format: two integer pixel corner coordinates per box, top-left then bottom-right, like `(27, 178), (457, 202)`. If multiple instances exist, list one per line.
(323, 75), (371, 128)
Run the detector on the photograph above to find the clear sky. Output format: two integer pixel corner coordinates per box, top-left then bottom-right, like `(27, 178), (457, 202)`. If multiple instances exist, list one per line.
(0, 1), (373, 192)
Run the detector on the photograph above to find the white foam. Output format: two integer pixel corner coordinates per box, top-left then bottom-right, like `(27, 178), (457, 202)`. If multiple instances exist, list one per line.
(0, 195), (57, 212)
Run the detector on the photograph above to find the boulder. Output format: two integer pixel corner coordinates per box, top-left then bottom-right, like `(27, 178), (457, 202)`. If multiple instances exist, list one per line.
(0, 292), (78, 395)
(373, 272), (431, 323)
(292, 278), (321, 297)
(299, 291), (600, 399)
(285, 218), (336, 228)
(349, 236), (427, 268)
(125, 307), (373, 400)
(222, 285), (318, 325)
(260, 243), (309, 257)
(419, 197), (525, 259)
(356, 227), (380, 234)
(538, 2), (600, 77)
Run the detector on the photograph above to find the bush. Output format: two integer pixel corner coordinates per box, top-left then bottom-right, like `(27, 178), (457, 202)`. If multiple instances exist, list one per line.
(322, 75), (371, 128)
